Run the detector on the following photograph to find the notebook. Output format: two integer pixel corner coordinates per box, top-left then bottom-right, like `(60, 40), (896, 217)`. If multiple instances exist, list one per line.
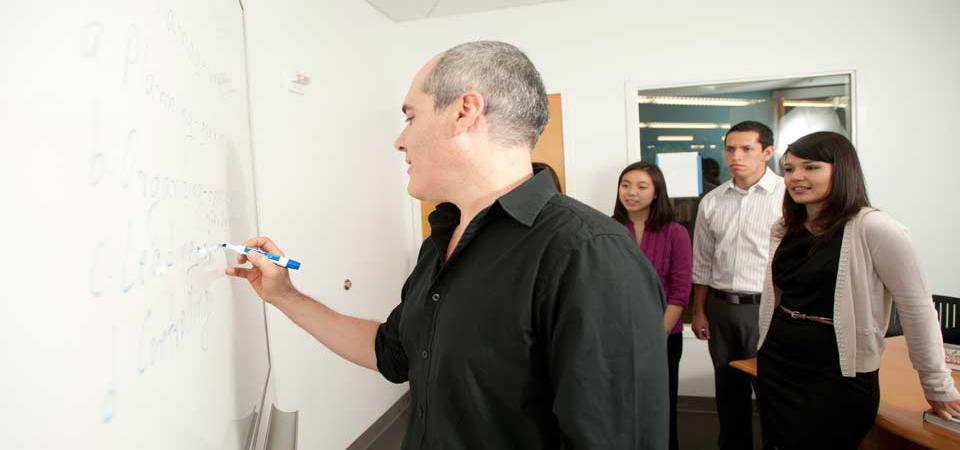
(923, 410), (960, 434)
(945, 343), (960, 372)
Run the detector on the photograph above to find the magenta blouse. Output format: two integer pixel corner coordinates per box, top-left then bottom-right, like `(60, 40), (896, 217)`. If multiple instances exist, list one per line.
(624, 221), (693, 335)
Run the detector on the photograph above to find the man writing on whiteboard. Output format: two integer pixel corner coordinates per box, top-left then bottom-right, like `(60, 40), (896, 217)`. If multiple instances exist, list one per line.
(227, 41), (667, 449)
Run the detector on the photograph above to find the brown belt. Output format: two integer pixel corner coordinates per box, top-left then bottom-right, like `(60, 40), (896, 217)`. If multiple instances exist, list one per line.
(712, 290), (761, 305)
(779, 305), (834, 325)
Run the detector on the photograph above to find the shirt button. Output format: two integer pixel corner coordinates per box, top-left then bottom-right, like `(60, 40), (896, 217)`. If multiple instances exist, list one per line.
(431, 293), (440, 302)
(421, 350), (429, 359)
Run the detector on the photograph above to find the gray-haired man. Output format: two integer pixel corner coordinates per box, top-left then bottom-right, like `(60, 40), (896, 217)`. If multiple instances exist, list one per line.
(229, 41), (667, 449)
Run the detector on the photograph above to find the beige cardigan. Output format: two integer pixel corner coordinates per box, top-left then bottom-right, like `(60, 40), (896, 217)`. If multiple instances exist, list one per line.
(758, 208), (960, 401)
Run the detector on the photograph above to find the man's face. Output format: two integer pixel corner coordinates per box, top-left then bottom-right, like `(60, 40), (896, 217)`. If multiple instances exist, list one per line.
(723, 131), (773, 180)
(394, 61), (458, 202)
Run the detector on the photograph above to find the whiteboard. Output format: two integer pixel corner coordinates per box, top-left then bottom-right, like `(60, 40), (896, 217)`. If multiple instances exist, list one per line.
(0, 1), (270, 449)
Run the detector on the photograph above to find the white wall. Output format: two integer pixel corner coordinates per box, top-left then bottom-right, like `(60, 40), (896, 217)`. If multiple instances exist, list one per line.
(244, 1), (416, 448)
(245, 0), (960, 445)
(377, 0), (960, 396)
(383, 0), (960, 292)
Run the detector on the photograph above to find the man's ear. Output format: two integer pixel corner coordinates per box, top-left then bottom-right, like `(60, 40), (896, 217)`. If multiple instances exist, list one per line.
(454, 90), (485, 133)
(762, 144), (775, 161)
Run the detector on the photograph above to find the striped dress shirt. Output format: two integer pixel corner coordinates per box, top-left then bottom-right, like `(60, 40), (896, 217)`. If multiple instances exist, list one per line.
(692, 168), (784, 294)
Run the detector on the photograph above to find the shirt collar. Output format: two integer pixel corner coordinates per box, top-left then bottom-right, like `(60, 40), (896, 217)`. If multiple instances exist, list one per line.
(427, 169), (559, 236)
(495, 170), (559, 227)
(725, 167), (779, 194)
(427, 202), (461, 234)
(623, 220), (642, 239)
(756, 168), (780, 192)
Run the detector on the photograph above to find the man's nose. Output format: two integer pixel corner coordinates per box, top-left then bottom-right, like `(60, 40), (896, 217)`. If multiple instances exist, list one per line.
(393, 133), (405, 152)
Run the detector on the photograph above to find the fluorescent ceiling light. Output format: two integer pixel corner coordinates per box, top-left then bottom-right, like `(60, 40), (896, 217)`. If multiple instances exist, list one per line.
(658, 135), (694, 142)
(639, 122), (731, 129)
(638, 95), (767, 107)
(783, 99), (848, 108)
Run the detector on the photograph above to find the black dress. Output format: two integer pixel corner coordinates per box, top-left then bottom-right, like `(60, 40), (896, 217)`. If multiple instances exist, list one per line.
(757, 227), (880, 450)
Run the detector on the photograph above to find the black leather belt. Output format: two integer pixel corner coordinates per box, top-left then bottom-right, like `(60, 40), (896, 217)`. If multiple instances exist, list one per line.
(712, 290), (761, 305)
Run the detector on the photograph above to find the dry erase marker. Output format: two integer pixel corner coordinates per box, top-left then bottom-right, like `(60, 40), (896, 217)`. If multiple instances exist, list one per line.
(221, 243), (301, 270)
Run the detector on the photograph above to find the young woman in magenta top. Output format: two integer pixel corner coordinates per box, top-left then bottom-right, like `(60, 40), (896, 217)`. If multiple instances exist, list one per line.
(613, 161), (692, 450)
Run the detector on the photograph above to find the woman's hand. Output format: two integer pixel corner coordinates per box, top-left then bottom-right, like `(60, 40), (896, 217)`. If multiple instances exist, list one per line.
(927, 398), (960, 420)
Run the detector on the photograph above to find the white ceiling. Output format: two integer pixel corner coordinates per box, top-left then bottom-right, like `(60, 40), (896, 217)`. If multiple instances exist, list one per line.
(365, 0), (565, 22)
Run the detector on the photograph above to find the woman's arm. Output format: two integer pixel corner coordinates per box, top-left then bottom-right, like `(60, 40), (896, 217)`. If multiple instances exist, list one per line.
(664, 224), (693, 333)
(865, 214), (960, 416)
(663, 305), (684, 335)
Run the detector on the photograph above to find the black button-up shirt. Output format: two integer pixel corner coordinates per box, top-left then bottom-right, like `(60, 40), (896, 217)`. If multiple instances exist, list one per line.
(375, 171), (668, 449)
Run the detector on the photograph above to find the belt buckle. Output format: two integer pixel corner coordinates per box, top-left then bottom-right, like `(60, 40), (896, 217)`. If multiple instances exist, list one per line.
(789, 310), (802, 320)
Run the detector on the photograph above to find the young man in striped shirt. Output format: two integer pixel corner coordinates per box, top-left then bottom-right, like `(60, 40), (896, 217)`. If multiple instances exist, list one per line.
(691, 121), (785, 450)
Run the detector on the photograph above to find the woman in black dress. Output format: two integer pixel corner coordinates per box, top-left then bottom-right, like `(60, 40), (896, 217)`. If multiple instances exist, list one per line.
(756, 132), (960, 449)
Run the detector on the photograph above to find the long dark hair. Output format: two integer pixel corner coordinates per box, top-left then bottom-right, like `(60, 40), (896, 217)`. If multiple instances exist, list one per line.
(612, 161), (675, 231)
(532, 162), (562, 192)
(780, 131), (870, 240)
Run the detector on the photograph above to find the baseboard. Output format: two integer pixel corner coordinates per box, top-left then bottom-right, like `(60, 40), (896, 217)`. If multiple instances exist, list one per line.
(678, 395), (759, 416)
(346, 390), (411, 450)
(677, 395), (718, 414)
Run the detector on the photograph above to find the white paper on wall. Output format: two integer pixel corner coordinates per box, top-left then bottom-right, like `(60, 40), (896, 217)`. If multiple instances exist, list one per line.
(656, 152), (702, 198)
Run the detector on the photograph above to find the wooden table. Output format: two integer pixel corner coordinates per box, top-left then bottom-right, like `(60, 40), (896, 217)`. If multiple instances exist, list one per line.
(730, 336), (960, 449)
